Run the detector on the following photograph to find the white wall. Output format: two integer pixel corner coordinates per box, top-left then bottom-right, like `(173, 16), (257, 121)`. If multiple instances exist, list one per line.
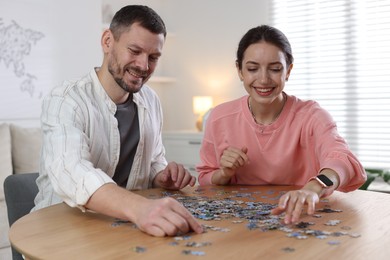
(1, 0), (269, 129)
(162, 0), (269, 131)
(0, 0), (102, 127)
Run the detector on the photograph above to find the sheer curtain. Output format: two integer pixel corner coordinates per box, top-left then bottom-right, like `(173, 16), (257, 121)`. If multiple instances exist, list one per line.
(269, 0), (390, 169)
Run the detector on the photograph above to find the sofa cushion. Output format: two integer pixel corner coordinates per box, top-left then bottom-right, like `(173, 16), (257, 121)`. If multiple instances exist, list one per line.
(0, 201), (10, 249)
(10, 124), (42, 174)
(0, 247), (11, 259)
(0, 124), (12, 201)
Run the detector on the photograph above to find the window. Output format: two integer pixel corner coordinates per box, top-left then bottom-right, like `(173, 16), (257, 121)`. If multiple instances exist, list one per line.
(269, 0), (390, 169)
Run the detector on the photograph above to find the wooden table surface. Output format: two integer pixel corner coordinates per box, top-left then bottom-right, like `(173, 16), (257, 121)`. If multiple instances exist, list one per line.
(9, 185), (390, 259)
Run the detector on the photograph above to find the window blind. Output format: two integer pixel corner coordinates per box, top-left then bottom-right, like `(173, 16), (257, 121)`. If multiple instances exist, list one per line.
(269, 0), (390, 169)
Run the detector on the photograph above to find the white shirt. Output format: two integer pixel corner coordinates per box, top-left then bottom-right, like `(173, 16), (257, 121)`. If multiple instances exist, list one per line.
(33, 68), (167, 211)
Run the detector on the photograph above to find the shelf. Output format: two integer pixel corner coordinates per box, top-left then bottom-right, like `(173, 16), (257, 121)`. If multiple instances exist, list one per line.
(148, 76), (176, 83)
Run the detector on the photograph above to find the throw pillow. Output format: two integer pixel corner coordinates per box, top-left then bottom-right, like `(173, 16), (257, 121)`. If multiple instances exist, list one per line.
(0, 123), (13, 201)
(10, 124), (42, 174)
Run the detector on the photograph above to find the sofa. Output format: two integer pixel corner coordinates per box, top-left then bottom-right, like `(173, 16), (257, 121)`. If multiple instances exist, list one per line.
(0, 123), (42, 259)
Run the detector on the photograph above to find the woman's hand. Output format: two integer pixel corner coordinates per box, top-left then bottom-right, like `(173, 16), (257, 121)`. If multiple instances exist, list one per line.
(271, 189), (320, 224)
(212, 146), (249, 185)
(272, 169), (339, 224)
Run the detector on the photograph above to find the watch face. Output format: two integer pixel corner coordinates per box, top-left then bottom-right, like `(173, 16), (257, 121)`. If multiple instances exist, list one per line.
(318, 174), (334, 186)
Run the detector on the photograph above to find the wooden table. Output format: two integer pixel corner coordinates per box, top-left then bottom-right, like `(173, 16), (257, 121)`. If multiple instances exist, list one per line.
(9, 185), (390, 259)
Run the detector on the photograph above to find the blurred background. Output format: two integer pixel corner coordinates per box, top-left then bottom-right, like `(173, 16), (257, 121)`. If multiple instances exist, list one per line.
(1, 0), (389, 170)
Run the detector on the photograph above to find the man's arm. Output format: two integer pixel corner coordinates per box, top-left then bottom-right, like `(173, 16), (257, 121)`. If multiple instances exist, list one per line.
(85, 183), (203, 237)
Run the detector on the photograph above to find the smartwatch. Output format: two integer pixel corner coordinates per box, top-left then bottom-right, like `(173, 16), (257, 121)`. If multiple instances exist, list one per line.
(309, 174), (334, 188)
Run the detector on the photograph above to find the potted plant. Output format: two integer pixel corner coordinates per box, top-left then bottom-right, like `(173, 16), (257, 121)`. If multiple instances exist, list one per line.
(359, 168), (390, 190)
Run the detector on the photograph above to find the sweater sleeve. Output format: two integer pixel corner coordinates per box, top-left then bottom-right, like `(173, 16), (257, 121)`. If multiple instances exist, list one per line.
(196, 108), (225, 185)
(306, 104), (367, 192)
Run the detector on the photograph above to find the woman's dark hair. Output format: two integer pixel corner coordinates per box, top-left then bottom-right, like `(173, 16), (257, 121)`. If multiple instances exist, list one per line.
(110, 5), (166, 40)
(236, 25), (294, 70)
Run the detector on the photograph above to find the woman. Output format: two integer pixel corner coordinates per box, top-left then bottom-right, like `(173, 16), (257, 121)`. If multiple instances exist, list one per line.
(197, 25), (366, 224)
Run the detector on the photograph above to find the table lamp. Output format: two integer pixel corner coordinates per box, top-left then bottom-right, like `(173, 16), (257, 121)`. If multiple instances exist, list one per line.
(193, 96), (213, 131)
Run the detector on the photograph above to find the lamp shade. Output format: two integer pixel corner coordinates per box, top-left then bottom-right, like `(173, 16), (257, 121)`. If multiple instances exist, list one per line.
(192, 96), (213, 115)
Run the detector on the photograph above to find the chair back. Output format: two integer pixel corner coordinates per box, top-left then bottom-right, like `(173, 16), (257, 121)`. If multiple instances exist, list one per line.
(4, 172), (39, 260)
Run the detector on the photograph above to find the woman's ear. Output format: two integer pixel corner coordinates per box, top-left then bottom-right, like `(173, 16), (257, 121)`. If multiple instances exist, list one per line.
(285, 63), (293, 81)
(236, 61), (244, 81)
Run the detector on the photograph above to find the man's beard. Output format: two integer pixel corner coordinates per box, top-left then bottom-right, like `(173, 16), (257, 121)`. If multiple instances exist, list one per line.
(108, 58), (149, 93)
(113, 74), (138, 93)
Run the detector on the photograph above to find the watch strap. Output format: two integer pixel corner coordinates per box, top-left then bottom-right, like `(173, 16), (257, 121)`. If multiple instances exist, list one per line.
(308, 174), (333, 188)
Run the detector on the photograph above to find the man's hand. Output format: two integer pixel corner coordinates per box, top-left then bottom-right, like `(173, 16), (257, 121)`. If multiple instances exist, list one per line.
(86, 183), (203, 237)
(134, 196), (203, 237)
(153, 162), (196, 190)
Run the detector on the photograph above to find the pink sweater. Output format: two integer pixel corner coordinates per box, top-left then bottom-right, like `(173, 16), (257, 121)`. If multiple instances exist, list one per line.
(197, 94), (366, 192)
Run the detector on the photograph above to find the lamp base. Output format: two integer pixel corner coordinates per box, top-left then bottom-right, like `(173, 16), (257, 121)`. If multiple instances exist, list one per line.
(196, 115), (203, 131)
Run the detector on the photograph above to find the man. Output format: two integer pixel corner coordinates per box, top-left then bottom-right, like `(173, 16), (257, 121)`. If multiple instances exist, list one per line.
(33, 5), (203, 237)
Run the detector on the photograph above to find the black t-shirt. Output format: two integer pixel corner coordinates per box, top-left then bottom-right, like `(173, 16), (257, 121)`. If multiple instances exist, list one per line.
(112, 97), (140, 187)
